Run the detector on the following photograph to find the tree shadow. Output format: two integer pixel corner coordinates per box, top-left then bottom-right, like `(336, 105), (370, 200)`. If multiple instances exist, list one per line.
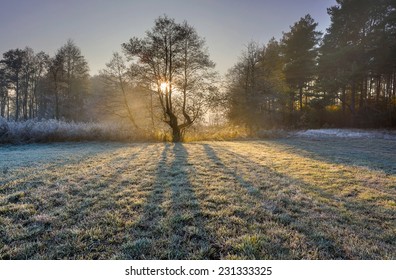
(203, 144), (298, 258)
(0, 143), (140, 194)
(269, 138), (396, 176)
(203, 144), (263, 196)
(202, 144), (395, 259)
(2, 144), (151, 259)
(121, 143), (220, 259)
(120, 143), (170, 259)
(164, 143), (220, 259)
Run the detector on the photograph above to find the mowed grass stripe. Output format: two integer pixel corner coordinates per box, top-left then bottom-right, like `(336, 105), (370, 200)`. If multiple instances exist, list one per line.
(0, 143), (141, 194)
(120, 143), (220, 259)
(184, 143), (314, 259)
(0, 144), (162, 259)
(209, 141), (396, 259)
(220, 141), (396, 203)
(200, 143), (335, 259)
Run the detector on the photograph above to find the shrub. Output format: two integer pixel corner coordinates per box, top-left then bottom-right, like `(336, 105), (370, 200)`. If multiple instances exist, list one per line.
(0, 118), (149, 144)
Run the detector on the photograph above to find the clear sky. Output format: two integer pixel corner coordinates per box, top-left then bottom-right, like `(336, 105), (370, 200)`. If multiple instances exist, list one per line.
(0, 0), (337, 76)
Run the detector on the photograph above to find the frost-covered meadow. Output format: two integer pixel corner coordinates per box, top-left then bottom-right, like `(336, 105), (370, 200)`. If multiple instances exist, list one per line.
(0, 118), (146, 144)
(0, 137), (395, 259)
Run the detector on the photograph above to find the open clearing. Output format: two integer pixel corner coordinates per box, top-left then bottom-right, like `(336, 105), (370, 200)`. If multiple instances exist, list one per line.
(0, 139), (395, 259)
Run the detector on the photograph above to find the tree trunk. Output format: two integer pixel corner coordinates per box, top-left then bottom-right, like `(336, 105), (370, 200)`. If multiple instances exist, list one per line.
(351, 83), (356, 126)
(168, 111), (181, 142)
(386, 73), (392, 105)
(290, 92), (294, 112)
(150, 92), (155, 131)
(23, 89), (28, 120)
(376, 75), (381, 105)
(55, 86), (59, 120)
(359, 78), (367, 110)
(7, 95), (10, 120)
(351, 84), (355, 114)
(0, 96), (4, 117)
(171, 123), (181, 142)
(15, 75), (19, 121)
(393, 72), (396, 105)
(172, 126), (182, 142)
(305, 94), (308, 108)
(299, 86), (303, 111)
(341, 87), (346, 113)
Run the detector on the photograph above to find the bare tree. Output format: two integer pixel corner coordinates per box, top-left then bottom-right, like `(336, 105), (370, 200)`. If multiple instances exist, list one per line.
(48, 52), (64, 120)
(30, 51), (49, 119)
(100, 52), (139, 129)
(47, 40), (89, 121)
(122, 15), (217, 142)
(1, 49), (24, 121)
(0, 67), (8, 119)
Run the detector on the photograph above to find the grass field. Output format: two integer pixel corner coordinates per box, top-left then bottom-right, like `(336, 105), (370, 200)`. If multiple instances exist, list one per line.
(0, 138), (395, 259)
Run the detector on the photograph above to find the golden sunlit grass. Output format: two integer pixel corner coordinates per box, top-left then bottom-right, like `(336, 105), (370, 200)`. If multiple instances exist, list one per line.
(0, 139), (395, 259)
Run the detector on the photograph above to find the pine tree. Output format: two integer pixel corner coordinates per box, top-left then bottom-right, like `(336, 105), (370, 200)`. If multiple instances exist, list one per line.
(281, 14), (321, 112)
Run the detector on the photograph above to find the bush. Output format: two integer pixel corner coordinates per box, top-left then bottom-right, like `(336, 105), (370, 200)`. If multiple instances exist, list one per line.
(0, 118), (149, 144)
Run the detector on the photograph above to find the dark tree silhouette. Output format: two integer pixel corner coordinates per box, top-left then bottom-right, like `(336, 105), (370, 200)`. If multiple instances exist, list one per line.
(1, 49), (24, 121)
(122, 15), (217, 142)
(281, 14), (321, 112)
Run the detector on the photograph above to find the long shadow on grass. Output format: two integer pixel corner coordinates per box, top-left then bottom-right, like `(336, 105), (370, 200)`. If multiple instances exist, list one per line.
(0, 144), (151, 259)
(0, 142), (129, 190)
(123, 143), (219, 259)
(46, 144), (150, 217)
(165, 143), (220, 259)
(120, 143), (170, 259)
(203, 144), (304, 258)
(219, 142), (396, 214)
(43, 144), (152, 259)
(202, 144), (395, 259)
(268, 138), (396, 176)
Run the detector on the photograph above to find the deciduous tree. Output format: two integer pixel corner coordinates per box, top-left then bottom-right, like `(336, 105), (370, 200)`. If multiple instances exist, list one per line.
(122, 15), (217, 141)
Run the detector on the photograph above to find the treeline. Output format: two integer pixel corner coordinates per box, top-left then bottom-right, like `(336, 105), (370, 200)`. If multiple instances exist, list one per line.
(0, 40), (90, 122)
(0, 17), (216, 141)
(1, 0), (395, 138)
(0, 39), (138, 128)
(227, 0), (396, 129)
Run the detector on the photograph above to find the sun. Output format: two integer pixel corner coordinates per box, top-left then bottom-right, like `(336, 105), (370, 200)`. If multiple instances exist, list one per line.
(160, 82), (168, 93)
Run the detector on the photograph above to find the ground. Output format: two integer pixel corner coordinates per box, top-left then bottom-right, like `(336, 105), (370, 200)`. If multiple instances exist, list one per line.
(0, 138), (395, 259)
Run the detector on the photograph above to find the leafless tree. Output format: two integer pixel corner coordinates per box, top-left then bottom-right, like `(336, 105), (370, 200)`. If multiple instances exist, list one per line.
(122, 15), (217, 141)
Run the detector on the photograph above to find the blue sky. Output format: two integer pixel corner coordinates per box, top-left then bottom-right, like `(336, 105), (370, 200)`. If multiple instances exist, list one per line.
(0, 0), (337, 75)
